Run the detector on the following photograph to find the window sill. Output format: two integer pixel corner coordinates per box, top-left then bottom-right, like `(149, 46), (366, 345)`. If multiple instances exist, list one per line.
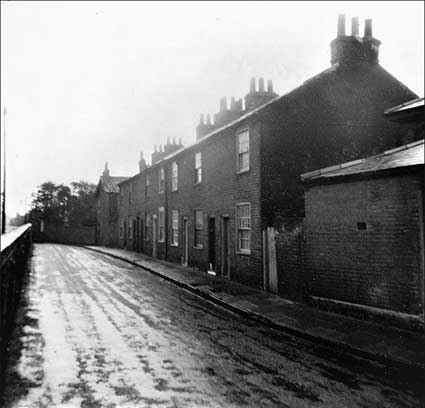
(194, 245), (203, 250)
(170, 243), (179, 247)
(158, 239), (165, 243)
(171, 189), (178, 193)
(236, 250), (251, 255)
(194, 181), (202, 186)
(236, 169), (250, 175)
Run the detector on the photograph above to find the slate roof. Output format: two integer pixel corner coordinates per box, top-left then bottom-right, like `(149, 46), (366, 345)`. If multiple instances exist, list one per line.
(99, 175), (129, 193)
(301, 139), (424, 182)
(384, 97), (424, 115)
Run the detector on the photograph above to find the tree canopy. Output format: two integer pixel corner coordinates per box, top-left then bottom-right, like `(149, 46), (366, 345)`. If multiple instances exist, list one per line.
(28, 180), (97, 227)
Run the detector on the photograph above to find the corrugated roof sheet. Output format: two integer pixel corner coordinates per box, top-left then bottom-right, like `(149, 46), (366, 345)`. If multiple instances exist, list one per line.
(100, 175), (129, 193)
(384, 97), (424, 115)
(301, 139), (424, 182)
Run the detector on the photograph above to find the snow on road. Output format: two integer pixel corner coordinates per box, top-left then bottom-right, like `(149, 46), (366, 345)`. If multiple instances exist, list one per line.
(2, 244), (421, 408)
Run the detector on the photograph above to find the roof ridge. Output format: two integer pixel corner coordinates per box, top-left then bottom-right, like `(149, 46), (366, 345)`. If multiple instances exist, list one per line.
(154, 64), (342, 166)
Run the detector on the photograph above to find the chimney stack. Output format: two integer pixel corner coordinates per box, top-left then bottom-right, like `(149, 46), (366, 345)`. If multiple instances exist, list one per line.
(337, 14), (346, 36)
(330, 15), (380, 66)
(351, 17), (359, 36)
(258, 77), (265, 92)
(139, 151), (147, 172)
(206, 114), (211, 125)
(219, 97), (227, 112)
(250, 77), (256, 92)
(199, 114), (204, 125)
(267, 80), (273, 93)
(364, 19), (373, 37)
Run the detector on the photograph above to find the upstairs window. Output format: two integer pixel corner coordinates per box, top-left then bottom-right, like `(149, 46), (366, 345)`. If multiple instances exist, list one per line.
(236, 203), (251, 253)
(195, 152), (202, 184)
(237, 129), (250, 173)
(128, 216), (133, 239)
(159, 167), (165, 193)
(194, 210), (203, 248)
(171, 210), (179, 246)
(171, 162), (178, 191)
(158, 207), (165, 242)
(119, 219), (124, 239)
(145, 174), (151, 198)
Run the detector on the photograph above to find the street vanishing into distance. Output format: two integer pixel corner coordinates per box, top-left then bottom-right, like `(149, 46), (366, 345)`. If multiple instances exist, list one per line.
(2, 244), (423, 408)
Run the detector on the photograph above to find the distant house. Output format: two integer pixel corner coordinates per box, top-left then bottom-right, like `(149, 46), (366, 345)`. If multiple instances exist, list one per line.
(95, 163), (129, 247)
(301, 139), (424, 317)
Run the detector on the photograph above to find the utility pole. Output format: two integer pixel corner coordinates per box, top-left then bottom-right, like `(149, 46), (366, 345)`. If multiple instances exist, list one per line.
(1, 106), (6, 234)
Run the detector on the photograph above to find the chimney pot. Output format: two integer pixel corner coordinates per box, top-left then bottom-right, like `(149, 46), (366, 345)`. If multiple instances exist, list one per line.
(206, 114), (211, 125)
(178, 137), (182, 145)
(199, 114), (204, 125)
(219, 97), (227, 112)
(154, 145), (157, 153)
(364, 19), (373, 37)
(250, 77), (256, 93)
(337, 14), (346, 36)
(351, 17), (359, 36)
(172, 136), (176, 145)
(258, 77), (265, 92)
(167, 136), (170, 145)
(267, 79), (273, 93)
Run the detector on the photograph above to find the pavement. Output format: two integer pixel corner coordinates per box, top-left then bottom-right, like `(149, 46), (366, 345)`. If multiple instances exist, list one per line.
(85, 245), (425, 372)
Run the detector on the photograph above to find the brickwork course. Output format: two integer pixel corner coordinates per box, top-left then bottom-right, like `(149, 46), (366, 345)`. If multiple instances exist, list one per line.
(95, 16), (423, 318)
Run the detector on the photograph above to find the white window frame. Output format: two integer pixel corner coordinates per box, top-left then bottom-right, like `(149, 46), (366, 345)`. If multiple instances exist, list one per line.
(171, 162), (178, 191)
(195, 152), (202, 184)
(159, 167), (165, 194)
(236, 203), (251, 254)
(144, 213), (150, 241)
(119, 219), (124, 239)
(158, 207), (165, 242)
(194, 209), (203, 249)
(237, 129), (250, 173)
(145, 174), (151, 198)
(128, 216), (133, 239)
(171, 210), (179, 246)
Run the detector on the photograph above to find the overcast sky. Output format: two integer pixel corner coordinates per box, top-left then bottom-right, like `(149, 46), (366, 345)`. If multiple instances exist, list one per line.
(1, 1), (424, 216)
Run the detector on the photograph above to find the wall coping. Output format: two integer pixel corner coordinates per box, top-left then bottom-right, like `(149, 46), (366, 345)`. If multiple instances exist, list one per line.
(1, 223), (32, 253)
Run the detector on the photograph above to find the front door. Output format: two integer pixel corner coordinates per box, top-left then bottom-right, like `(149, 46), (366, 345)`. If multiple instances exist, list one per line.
(182, 217), (188, 266)
(139, 219), (144, 252)
(222, 216), (230, 278)
(123, 220), (127, 247)
(133, 218), (137, 251)
(152, 215), (157, 258)
(208, 217), (216, 272)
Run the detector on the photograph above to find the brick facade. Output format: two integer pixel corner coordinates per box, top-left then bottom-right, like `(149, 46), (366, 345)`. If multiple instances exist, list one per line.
(304, 172), (424, 315)
(99, 16), (419, 293)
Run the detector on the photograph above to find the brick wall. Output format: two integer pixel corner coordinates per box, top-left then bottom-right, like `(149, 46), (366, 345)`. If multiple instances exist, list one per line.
(260, 63), (417, 224)
(304, 172), (424, 315)
(275, 218), (306, 300)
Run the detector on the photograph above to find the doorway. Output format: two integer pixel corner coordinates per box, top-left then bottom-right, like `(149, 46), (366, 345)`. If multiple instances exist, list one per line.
(132, 218), (137, 251)
(123, 220), (127, 248)
(182, 217), (188, 266)
(222, 216), (230, 278)
(152, 215), (157, 258)
(208, 217), (216, 272)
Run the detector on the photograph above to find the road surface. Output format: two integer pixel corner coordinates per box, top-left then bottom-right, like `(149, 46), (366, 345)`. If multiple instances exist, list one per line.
(2, 244), (422, 408)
